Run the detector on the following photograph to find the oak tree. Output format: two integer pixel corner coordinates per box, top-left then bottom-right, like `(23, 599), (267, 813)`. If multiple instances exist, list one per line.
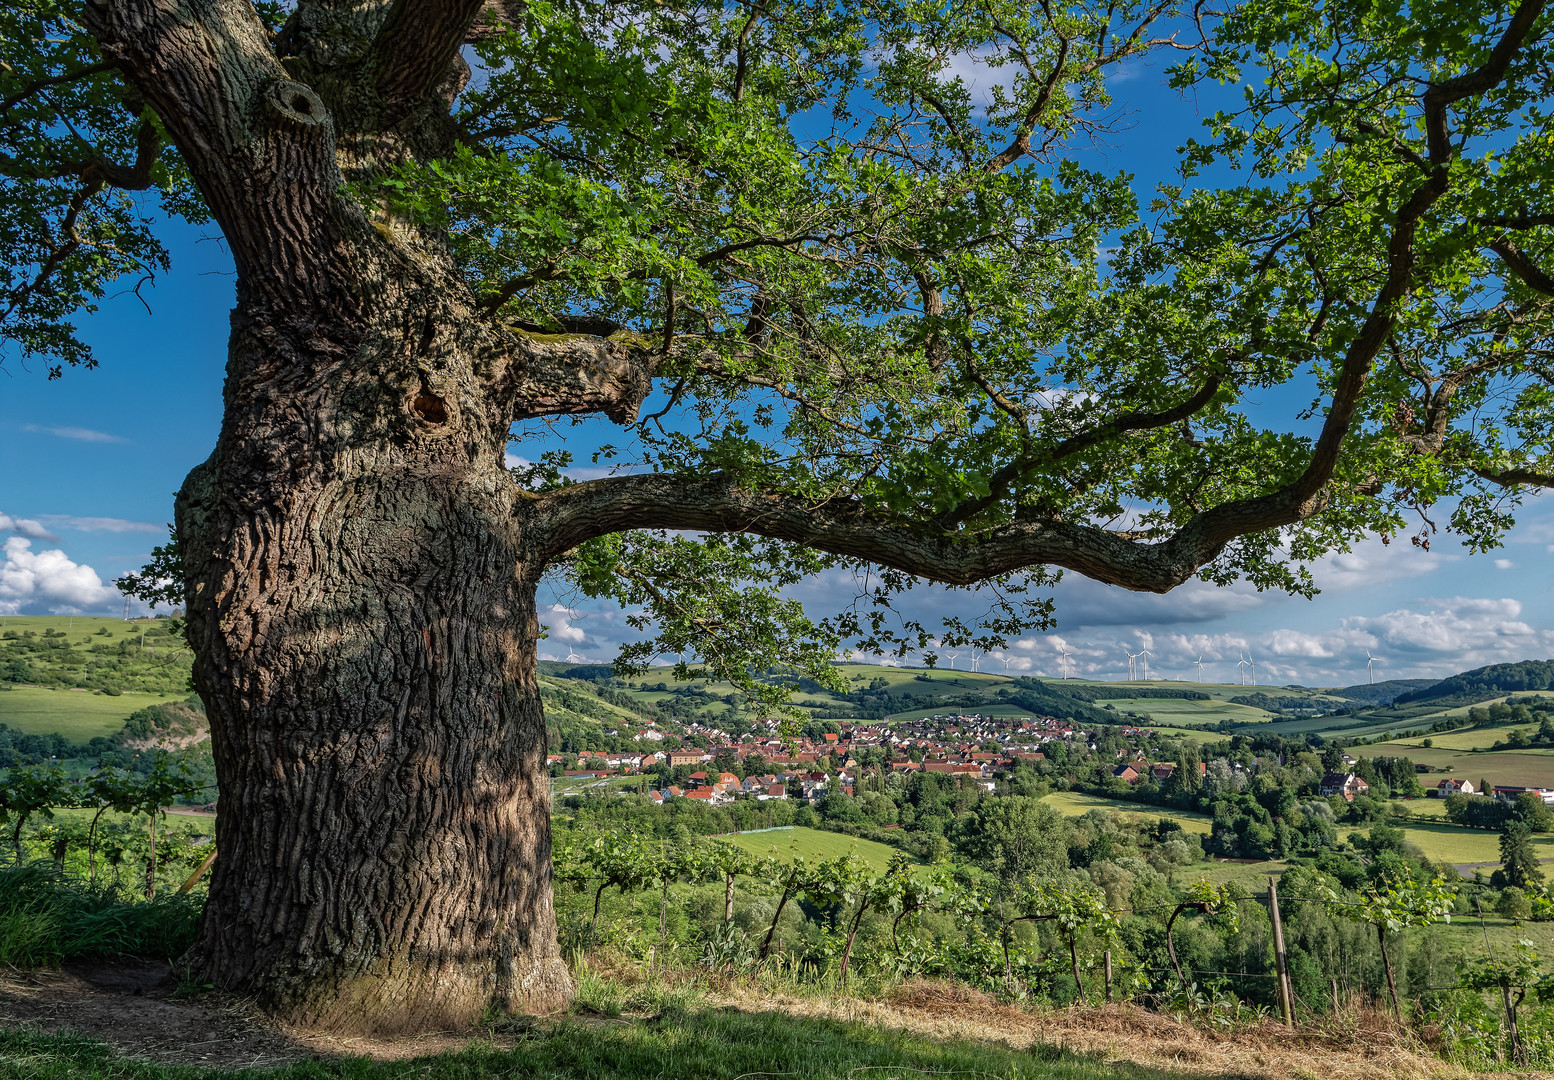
(5, 0), (1554, 1033)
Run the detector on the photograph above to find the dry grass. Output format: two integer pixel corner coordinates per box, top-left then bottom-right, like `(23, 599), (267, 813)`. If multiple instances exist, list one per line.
(707, 976), (1547, 1080)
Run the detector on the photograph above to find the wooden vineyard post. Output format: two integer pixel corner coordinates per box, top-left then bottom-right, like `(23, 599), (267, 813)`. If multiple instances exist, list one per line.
(1104, 950), (1113, 1002)
(1267, 876), (1295, 1027)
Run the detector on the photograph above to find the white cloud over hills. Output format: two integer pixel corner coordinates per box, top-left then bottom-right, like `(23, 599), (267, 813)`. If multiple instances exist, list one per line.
(0, 536), (120, 615)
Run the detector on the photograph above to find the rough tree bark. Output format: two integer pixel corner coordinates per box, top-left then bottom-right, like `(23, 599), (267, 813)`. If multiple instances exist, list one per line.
(70, 0), (1546, 1038)
(84, 0), (614, 1033)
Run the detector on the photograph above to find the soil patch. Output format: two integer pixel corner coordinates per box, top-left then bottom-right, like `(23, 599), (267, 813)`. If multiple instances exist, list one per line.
(0, 961), (515, 1066)
(0, 961), (305, 1068)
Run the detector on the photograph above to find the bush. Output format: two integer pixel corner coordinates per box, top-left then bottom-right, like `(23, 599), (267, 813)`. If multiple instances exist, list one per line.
(0, 863), (201, 966)
(1496, 886), (1531, 920)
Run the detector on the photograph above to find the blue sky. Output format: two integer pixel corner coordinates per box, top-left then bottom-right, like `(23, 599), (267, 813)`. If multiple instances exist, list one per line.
(2, 41), (1550, 689)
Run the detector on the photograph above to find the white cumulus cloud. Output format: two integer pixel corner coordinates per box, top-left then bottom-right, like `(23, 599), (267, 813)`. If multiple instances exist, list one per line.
(0, 536), (121, 614)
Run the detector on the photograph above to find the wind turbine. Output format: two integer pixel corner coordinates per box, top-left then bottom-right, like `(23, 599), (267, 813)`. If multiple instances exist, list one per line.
(1236, 653), (1250, 686)
(1194, 653), (1206, 682)
(1057, 642), (1074, 679)
(1139, 648), (1153, 682)
(971, 653), (983, 673)
(1121, 647), (1138, 680)
(565, 647), (585, 663)
(1247, 651), (1256, 686)
(1366, 650), (1383, 684)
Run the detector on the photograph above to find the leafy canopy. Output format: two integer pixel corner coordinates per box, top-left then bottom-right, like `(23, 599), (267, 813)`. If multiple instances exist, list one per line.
(9, 0), (1554, 696)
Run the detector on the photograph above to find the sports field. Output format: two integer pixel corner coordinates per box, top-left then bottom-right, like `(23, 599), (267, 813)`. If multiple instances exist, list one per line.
(720, 826), (905, 873)
(0, 685), (183, 742)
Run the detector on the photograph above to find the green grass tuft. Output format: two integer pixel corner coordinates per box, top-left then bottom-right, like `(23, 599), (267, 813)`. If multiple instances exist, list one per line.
(0, 863), (201, 965)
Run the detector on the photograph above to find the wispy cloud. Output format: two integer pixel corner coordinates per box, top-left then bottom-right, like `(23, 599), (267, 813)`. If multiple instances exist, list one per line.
(34, 514), (163, 534)
(22, 424), (127, 444)
(0, 512), (58, 542)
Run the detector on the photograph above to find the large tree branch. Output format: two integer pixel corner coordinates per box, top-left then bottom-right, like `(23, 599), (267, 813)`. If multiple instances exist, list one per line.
(1421, 0), (1545, 163)
(531, 471), (1345, 594)
(1488, 238), (1554, 296)
(938, 371), (1226, 528)
(84, 0), (346, 298)
(509, 331), (659, 424)
(371, 0), (489, 106)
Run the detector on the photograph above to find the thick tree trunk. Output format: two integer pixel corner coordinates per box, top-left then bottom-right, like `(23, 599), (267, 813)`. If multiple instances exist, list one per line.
(175, 275), (571, 1033)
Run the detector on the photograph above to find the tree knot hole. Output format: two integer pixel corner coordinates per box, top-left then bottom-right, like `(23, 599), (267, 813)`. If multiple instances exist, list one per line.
(267, 81), (328, 127)
(412, 390), (448, 425)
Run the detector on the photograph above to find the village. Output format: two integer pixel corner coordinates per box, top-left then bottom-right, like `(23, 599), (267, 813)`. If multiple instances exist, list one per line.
(550, 709), (1554, 810)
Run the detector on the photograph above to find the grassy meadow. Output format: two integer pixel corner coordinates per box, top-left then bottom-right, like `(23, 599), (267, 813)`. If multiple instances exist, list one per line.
(1040, 791), (1213, 835)
(1352, 740), (1554, 789)
(0, 685), (184, 741)
(720, 825), (906, 872)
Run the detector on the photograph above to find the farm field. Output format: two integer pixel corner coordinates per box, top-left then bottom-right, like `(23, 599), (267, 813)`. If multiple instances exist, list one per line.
(1040, 791), (1213, 835)
(1141, 724), (1225, 744)
(1351, 742), (1554, 788)
(1382, 818), (1554, 866)
(40, 806), (215, 833)
(885, 702), (1037, 722)
(1388, 719), (1539, 751)
(1394, 797), (1448, 817)
(1094, 697), (1270, 724)
(1190, 858), (1289, 891)
(0, 685), (183, 741)
(720, 825), (905, 873)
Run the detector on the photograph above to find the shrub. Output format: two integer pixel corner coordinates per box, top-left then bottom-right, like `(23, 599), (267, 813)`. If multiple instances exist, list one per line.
(1496, 886), (1531, 921)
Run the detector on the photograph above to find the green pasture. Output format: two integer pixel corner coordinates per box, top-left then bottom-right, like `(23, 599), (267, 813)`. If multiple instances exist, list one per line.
(1188, 858), (1288, 891)
(720, 826), (905, 873)
(1094, 697), (1271, 724)
(36, 806), (215, 833)
(0, 614), (149, 639)
(1146, 725), (1230, 745)
(885, 702), (1038, 723)
(1383, 819), (1554, 866)
(1387, 720), (1531, 751)
(1352, 742), (1554, 788)
(1039, 791), (1213, 835)
(0, 685), (183, 742)
(1393, 797), (1448, 818)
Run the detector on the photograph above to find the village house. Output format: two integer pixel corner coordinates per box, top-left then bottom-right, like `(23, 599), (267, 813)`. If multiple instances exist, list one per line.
(1319, 772), (1371, 802)
(1113, 763), (1143, 785)
(1435, 777), (1475, 797)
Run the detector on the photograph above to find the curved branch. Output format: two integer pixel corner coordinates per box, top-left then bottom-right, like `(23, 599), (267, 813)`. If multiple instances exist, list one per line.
(1488, 238), (1554, 296)
(0, 61), (117, 121)
(939, 370), (1225, 528)
(532, 467), (1344, 593)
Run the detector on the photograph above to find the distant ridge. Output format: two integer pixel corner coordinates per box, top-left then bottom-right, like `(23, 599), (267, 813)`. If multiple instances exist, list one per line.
(1391, 658), (1554, 707)
(1330, 679), (1436, 706)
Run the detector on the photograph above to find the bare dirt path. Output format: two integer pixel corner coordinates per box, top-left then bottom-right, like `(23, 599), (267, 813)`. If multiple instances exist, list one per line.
(0, 961), (514, 1067)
